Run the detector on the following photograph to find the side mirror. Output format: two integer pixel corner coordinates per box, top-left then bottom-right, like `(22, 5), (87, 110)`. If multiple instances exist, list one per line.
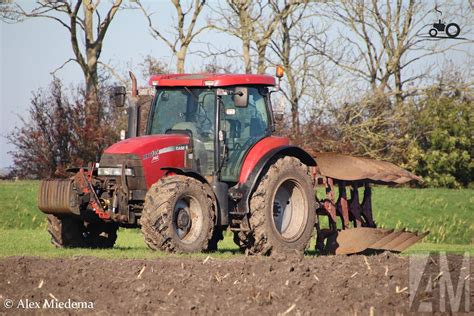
(273, 111), (284, 121)
(111, 86), (126, 108)
(233, 87), (248, 108)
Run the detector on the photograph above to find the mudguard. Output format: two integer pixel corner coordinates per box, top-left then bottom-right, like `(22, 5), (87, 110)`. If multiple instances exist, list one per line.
(233, 145), (316, 215)
(161, 167), (208, 184)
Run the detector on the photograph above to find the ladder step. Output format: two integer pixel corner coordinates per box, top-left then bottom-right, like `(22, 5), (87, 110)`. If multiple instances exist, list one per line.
(229, 226), (250, 232)
(229, 211), (246, 216)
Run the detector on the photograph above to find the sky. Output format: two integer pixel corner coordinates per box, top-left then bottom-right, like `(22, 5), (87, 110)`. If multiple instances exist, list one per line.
(0, 0), (235, 169)
(0, 0), (472, 169)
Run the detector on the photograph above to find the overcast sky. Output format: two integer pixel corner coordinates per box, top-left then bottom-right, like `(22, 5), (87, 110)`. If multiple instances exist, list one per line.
(0, 0), (472, 169)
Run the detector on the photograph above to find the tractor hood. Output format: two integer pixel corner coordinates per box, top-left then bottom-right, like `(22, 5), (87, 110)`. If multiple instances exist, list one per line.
(102, 134), (190, 188)
(104, 135), (190, 158)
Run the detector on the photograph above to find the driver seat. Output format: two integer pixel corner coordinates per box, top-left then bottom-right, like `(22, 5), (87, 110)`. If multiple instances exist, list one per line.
(170, 122), (208, 174)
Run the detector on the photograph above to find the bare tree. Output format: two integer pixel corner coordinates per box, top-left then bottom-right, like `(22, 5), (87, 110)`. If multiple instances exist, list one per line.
(213, 0), (252, 73)
(209, 0), (304, 74)
(139, 55), (169, 80)
(268, 2), (316, 139)
(135, 0), (207, 73)
(312, 0), (472, 104)
(1, 0), (123, 123)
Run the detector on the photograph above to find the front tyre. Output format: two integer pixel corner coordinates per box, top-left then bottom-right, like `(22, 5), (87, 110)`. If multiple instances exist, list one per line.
(238, 156), (316, 255)
(47, 215), (118, 248)
(429, 28), (438, 37)
(141, 175), (215, 253)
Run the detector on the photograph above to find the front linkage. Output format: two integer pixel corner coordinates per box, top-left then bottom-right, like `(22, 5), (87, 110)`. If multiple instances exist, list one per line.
(38, 163), (129, 225)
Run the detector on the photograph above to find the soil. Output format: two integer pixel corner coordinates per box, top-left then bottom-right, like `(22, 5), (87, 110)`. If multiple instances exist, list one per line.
(0, 253), (471, 315)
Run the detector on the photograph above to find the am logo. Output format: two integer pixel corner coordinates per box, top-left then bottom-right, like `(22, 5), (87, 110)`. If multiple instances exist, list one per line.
(409, 252), (471, 313)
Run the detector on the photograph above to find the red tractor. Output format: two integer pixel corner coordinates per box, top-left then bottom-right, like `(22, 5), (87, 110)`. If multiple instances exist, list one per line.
(38, 69), (426, 255)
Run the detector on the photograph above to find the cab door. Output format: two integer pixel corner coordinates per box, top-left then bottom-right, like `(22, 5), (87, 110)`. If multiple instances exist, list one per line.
(219, 87), (271, 182)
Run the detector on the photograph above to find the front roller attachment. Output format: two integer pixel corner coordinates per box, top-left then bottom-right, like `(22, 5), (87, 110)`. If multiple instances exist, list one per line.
(38, 167), (126, 222)
(38, 179), (80, 215)
(313, 153), (428, 255)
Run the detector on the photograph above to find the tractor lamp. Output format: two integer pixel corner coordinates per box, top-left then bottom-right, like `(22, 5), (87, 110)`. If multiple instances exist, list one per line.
(276, 65), (284, 78)
(98, 167), (135, 177)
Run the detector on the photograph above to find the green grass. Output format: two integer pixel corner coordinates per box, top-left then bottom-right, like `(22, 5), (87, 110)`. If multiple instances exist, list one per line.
(370, 187), (474, 244)
(0, 229), (471, 259)
(0, 229), (241, 259)
(0, 180), (472, 258)
(0, 180), (43, 230)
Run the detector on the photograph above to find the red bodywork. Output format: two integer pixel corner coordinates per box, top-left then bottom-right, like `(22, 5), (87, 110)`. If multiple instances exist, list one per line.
(104, 134), (189, 189)
(238, 136), (290, 184)
(149, 73), (276, 87)
(103, 74), (284, 189)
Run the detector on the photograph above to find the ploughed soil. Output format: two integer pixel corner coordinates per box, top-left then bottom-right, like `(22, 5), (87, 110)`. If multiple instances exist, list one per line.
(0, 253), (471, 315)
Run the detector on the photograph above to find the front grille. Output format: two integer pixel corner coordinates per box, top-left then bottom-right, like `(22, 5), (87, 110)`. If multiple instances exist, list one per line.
(99, 153), (146, 191)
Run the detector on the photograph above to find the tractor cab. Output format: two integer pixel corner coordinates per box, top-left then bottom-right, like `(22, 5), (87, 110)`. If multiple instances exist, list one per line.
(147, 82), (272, 182)
(117, 73), (281, 185)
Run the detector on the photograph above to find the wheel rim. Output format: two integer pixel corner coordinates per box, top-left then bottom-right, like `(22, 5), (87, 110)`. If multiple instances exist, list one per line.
(172, 196), (203, 244)
(272, 179), (308, 241)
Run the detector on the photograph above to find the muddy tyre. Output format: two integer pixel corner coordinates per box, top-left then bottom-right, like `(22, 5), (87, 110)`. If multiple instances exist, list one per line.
(85, 222), (118, 248)
(47, 215), (118, 248)
(141, 175), (215, 253)
(237, 156), (316, 255)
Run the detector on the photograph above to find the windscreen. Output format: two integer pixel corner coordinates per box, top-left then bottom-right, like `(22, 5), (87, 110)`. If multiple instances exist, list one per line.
(148, 88), (216, 175)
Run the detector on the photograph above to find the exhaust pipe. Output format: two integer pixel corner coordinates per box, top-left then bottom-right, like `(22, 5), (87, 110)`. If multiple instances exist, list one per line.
(127, 71), (139, 139)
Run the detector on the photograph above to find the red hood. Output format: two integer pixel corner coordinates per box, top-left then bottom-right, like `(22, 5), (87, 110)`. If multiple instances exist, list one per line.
(104, 135), (190, 158)
(103, 135), (190, 188)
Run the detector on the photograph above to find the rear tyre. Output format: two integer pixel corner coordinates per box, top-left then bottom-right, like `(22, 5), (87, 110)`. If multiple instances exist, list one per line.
(141, 175), (215, 253)
(237, 156), (316, 255)
(47, 215), (118, 248)
(445, 23), (460, 38)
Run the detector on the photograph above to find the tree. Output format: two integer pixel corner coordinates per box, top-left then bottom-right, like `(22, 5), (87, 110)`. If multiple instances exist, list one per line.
(312, 0), (471, 104)
(8, 78), (124, 178)
(404, 75), (473, 188)
(135, 0), (207, 73)
(296, 1), (473, 162)
(332, 93), (411, 162)
(209, 0), (304, 74)
(268, 1), (315, 139)
(139, 54), (169, 80)
(1, 0), (123, 123)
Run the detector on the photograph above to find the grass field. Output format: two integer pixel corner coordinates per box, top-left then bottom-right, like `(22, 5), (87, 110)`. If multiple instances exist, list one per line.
(0, 180), (472, 258)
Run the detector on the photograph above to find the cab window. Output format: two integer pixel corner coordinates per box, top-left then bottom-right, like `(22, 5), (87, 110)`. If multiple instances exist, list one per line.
(220, 87), (270, 182)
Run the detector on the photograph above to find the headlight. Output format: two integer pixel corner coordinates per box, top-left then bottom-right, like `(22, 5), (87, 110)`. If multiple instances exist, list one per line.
(98, 167), (135, 176)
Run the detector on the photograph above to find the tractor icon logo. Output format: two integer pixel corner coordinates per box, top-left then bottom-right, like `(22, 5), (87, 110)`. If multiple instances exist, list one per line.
(428, 5), (461, 38)
(429, 20), (461, 38)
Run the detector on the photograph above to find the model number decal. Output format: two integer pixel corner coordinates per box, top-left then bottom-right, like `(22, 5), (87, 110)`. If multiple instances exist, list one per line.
(143, 144), (188, 160)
